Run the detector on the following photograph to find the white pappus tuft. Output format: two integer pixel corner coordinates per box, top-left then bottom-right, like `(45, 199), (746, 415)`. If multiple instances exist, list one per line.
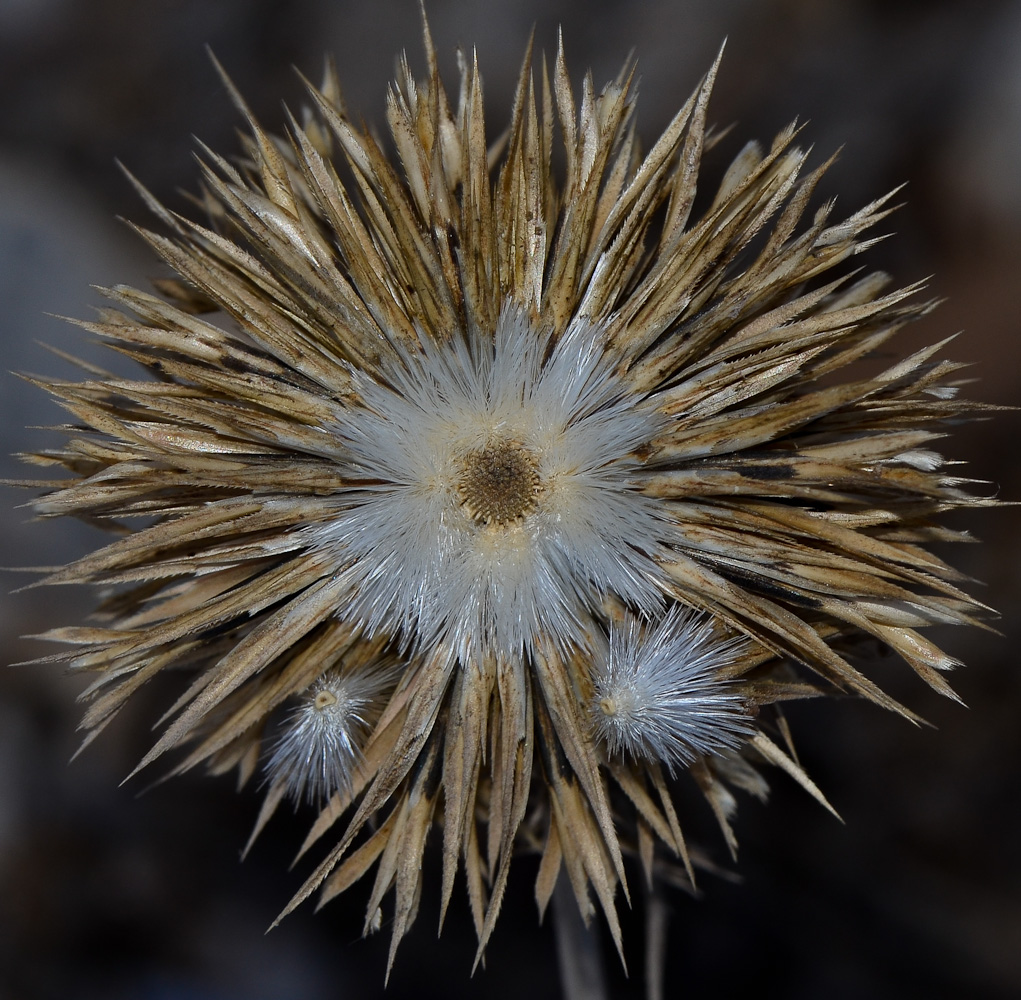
(315, 306), (670, 663)
(591, 606), (754, 771)
(266, 663), (399, 805)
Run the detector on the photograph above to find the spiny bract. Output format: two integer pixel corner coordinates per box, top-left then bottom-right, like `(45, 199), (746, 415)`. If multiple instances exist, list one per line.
(23, 20), (996, 974)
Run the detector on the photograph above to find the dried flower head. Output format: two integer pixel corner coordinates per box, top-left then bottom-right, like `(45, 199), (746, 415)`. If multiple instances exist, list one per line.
(591, 607), (752, 771)
(266, 660), (400, 806)
(21, 18), (997, 976)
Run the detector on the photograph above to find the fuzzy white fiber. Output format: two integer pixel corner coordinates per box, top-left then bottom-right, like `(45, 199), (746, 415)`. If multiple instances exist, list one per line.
(591, 607), (753, 771)
(266, 664), (398, 804)
(315, 307), (670, 664)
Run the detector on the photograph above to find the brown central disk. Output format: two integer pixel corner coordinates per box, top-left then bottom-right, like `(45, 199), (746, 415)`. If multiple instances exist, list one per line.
(456, 439), (541, 526)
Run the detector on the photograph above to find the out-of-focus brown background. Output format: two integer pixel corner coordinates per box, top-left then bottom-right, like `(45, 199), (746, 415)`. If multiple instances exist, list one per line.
(1, 1), (1019, 998)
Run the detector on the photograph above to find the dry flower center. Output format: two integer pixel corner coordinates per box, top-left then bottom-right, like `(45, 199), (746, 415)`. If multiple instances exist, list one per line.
(456, 439), (541, 526)
(314, 690), (339, 711)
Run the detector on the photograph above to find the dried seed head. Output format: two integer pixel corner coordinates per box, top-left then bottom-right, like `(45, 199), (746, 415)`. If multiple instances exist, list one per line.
(266, 664), (398, 806)
(456, 438), (541, 525)
(320, 311), (669, 664)
(592, 608), (754, 772)
(20, 20), (998, 977)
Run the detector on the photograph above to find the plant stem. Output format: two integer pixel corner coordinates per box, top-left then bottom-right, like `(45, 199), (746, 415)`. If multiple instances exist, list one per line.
(552, 872), (609, 1000)
(643, 878), (668, 1000)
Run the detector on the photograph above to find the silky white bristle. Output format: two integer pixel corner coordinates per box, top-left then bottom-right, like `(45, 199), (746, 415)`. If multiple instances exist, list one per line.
(315, 306), (670, 663)
(591, 607), (754, 771)
(266, 663), (399, 805)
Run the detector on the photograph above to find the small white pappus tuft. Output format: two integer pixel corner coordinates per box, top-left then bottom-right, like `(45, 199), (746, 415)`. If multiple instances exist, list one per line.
(591, 606), (754, 772)
(266, 663), (400, 805)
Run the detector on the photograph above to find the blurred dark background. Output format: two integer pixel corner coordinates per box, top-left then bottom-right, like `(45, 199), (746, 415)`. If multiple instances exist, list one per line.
(1, 1), (1020, 998)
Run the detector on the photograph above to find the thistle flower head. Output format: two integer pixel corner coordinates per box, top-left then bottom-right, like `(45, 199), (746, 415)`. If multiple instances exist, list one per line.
(592, 608), (752, 772)
(325, 306), (667, 663)
(22, 18), (997, 976)
(266, 661), (399, 805)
